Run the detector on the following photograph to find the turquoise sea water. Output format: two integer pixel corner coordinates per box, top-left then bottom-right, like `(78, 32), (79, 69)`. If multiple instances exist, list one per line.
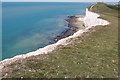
(2, 2), (93, 60)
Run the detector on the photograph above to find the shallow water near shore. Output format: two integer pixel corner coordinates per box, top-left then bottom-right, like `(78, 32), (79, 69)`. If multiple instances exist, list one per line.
(2, 2), (93, 60)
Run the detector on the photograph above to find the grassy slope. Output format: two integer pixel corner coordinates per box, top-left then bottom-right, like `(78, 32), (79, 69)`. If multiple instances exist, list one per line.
(4, 3), (119, 78)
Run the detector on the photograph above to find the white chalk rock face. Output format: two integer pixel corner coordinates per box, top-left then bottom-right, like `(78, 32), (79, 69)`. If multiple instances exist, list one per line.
(79, 9), (109, 28)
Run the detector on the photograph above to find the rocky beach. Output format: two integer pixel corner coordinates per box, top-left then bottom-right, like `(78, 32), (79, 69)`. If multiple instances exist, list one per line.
(54, 15), (85, 42)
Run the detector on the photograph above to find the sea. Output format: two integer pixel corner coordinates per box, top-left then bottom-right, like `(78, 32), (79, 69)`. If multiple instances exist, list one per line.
(2, 2), (100, 60)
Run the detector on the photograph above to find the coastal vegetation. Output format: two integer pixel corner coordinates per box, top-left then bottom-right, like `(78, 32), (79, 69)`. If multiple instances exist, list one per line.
(2, 3), (119, 78)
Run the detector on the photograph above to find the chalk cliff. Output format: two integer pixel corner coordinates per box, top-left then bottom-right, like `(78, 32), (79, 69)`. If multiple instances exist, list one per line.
(79, 8), (109, 28)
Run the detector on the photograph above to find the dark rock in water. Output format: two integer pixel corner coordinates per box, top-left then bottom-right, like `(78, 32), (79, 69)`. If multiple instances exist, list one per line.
(53, 15), (79, 42)
(66, 16), (79, 28)
(52, 15), (86, 43)
(54, 28), (77, 42)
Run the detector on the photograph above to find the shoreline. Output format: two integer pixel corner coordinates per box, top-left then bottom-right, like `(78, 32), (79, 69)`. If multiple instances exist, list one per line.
(0, 15), (85, 66)
(1, 15), (85, 61)
(54, 15), (85, 42)
(0, 7), (109, 68)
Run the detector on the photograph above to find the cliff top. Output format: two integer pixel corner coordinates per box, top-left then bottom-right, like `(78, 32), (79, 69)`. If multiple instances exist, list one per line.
(88, 2), (119, 17)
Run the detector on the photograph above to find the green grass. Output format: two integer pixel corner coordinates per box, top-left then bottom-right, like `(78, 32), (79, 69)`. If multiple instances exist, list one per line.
(89, 2), (119, 17)
(3, 3), (119, 78)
